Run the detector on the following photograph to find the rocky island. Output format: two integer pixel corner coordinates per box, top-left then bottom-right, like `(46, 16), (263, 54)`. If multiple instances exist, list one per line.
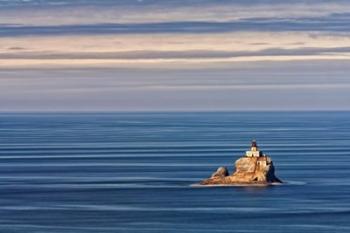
(200, 140), (282, 185)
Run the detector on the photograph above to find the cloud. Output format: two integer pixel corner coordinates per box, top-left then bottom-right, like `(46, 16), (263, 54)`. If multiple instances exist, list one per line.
(1, 31), (350, 68)
(3, 47), (350, 60)
(2, 14), (350, 36)
(1, 1), (350, 27)
(1, 1), (350, 111)
(1, 61), (350, 111)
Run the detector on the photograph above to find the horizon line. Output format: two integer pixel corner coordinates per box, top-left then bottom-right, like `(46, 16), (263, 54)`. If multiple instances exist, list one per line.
(0, 110), (349, 114)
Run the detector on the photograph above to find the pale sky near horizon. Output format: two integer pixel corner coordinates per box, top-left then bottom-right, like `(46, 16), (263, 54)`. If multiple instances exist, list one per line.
(1, 0), (350, 111)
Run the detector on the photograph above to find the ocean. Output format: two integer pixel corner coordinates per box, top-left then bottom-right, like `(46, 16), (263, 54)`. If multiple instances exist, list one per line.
(0, 112), (349, 233)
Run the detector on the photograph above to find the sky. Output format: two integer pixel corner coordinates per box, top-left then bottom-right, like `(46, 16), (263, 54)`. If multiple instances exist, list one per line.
(1, 0), (350, 111)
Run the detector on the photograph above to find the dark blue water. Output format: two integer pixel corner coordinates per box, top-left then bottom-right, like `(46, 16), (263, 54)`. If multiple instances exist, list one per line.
(0, 112), (349, 233)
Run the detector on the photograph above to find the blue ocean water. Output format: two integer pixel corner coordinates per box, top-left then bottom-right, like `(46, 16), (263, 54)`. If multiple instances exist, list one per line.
(0, 112), (349, 233)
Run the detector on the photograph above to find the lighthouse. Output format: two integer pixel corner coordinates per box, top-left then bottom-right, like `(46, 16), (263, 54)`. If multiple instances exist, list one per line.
(245, 140), (263, 157)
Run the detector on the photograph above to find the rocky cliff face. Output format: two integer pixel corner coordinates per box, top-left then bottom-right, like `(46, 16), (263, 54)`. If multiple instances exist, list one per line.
(200, 156), (282, 185)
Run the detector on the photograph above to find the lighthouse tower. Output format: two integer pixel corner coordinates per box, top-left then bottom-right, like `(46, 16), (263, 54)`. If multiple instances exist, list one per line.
(245, 140), (263, 157)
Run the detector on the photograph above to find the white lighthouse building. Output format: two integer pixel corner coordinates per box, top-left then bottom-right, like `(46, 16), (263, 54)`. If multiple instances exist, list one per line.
(245, 140), (263, 157)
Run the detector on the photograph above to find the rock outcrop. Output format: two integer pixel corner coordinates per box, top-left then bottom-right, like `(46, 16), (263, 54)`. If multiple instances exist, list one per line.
(210, 166), (229, 178)
(200, 141), (282, 185)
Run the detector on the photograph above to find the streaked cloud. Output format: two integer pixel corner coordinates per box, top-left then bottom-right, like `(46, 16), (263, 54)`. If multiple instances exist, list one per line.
(0, 61), (350, 111)
(1, 1), (350, 27)
(2, 0), (350, 68)
(0, 0), (350, 111)
(1, 32), (350, 68)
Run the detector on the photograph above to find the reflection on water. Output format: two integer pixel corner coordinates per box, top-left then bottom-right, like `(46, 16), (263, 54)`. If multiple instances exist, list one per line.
(0, 112), (349, 233)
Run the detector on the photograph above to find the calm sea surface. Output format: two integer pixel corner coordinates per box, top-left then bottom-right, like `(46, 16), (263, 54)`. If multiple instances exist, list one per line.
(0, 112), (349, 233)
